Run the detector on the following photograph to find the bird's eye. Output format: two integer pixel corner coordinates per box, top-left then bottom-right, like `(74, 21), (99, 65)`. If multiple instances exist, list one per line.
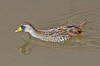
(21, 25), (25, 30)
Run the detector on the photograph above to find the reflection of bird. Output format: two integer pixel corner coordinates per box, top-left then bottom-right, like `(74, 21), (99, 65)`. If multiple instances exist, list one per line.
(15, 20), (86, 42)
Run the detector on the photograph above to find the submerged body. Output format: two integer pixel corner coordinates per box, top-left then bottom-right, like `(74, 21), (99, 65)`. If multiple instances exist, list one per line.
(15, 20), (86, 42)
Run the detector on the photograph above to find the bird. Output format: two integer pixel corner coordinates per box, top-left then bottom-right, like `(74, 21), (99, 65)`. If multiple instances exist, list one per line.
(15, 20), (86, 42)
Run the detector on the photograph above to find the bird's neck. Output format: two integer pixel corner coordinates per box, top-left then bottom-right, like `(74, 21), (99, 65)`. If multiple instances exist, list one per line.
(28, 29), (42, 39)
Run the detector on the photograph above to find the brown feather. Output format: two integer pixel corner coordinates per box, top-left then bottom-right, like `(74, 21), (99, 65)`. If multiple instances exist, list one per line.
(24, 21), (38, 32)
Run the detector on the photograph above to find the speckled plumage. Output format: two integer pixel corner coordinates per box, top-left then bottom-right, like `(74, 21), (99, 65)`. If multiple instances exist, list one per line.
(15, 20), (86, 42)
(37, 25), (82, 42)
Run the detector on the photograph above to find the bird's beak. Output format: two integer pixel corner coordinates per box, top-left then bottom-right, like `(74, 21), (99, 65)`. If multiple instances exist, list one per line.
(15, 27), (22, 32)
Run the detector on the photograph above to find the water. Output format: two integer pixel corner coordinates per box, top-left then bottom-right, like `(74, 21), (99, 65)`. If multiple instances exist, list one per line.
(0, 0), (100, 66)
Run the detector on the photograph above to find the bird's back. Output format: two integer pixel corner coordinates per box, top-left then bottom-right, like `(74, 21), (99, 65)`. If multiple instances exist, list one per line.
(38, 25), (81, 42)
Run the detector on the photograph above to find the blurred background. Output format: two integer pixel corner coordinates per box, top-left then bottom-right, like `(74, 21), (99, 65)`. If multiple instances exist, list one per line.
(0, 0), (100, 66)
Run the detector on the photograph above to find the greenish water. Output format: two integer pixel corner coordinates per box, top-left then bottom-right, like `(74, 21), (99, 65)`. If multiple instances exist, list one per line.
(0, 0), (100, 66)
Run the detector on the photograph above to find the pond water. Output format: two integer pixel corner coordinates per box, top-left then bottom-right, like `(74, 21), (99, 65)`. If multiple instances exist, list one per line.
(0, 0), (100, 66)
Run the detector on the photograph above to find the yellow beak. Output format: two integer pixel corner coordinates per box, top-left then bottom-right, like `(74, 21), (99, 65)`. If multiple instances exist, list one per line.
(15, 27), (22, 32)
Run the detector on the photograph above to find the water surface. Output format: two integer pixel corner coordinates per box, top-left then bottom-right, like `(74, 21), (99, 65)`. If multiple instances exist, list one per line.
(0, 0), (100, 66)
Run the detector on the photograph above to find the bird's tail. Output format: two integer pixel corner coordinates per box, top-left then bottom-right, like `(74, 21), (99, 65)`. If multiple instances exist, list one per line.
(77, 19), (87, 27)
